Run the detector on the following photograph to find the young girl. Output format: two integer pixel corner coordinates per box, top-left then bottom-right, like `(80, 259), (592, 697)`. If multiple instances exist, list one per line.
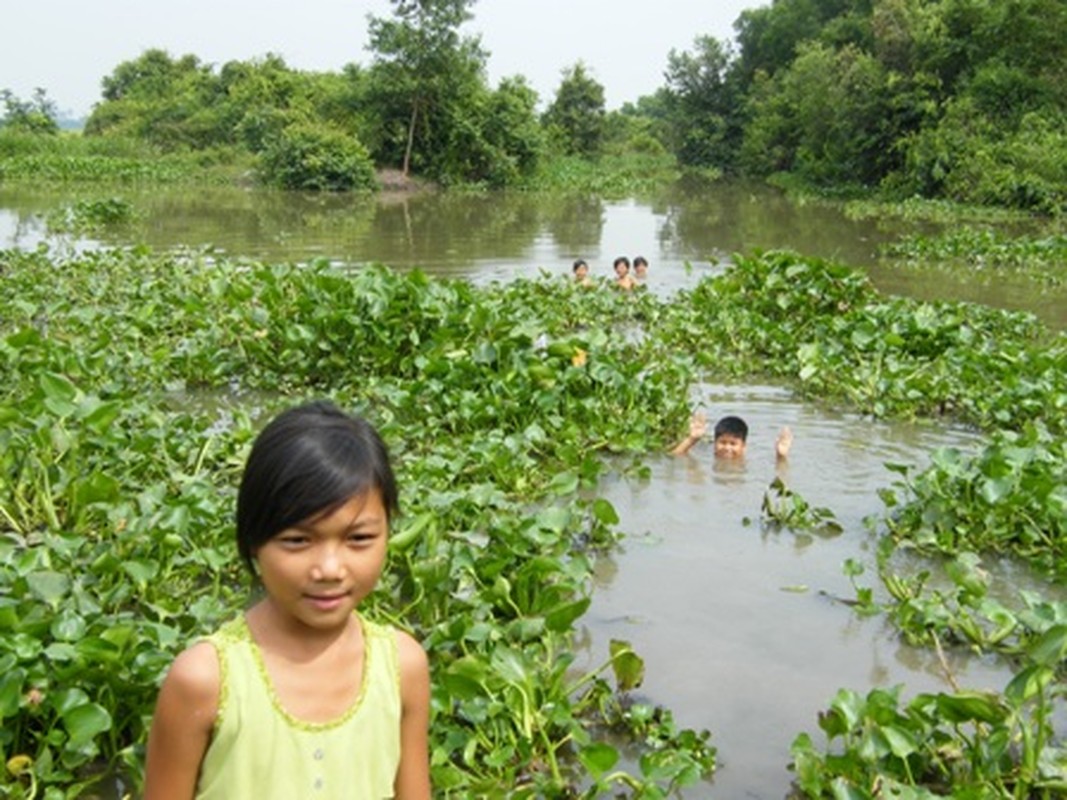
(143, 401), (431, 800)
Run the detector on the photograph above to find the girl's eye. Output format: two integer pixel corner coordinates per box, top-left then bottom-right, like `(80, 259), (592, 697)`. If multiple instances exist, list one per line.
(277, 535), (308, 547)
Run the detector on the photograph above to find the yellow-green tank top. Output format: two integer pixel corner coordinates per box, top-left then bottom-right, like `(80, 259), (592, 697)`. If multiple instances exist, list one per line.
(194, 615), (401, 800)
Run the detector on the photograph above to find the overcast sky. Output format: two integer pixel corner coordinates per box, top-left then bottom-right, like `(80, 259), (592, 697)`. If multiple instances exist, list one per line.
(1, 0), (767, 118)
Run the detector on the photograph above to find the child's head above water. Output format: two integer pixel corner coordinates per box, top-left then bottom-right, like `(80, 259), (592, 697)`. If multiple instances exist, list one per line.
(712, 415), (748, 459)
(236, 400), (399, 574)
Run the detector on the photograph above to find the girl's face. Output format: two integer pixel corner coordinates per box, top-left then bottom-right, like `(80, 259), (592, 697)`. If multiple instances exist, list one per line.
(254, 489), (388, 633)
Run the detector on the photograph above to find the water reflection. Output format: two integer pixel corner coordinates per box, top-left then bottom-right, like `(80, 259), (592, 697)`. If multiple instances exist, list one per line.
(578, 384), (1022, 799)
(1, 183), (1063, 326)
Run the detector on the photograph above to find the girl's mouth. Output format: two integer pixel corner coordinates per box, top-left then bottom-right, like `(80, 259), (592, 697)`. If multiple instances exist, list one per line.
(305, 592), (349, 611)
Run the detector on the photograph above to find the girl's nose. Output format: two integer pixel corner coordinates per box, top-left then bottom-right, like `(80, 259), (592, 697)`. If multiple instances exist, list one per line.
(311, 545), (344, 581)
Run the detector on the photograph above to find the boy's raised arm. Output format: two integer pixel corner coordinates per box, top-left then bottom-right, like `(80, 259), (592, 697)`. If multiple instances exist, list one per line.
(671, 411), (708, 456)
(775, 426), (793, 461)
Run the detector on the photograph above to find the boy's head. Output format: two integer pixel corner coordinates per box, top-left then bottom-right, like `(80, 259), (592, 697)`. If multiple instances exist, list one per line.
(572, 258), (589, 279)
(633, 256), (648, 277)
(613, 256), (630, 277)
(713, 415), (748, 458)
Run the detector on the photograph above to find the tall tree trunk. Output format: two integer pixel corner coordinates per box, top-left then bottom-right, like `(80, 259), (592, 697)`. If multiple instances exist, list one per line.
(403, 100), (419, 177)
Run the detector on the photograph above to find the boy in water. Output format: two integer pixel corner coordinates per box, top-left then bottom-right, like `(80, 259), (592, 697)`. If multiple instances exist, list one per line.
(633, 255), (649, 281)
(572, 258), (594, 286)
(613, 256), (636, 290)
(671, 411), (792, 461)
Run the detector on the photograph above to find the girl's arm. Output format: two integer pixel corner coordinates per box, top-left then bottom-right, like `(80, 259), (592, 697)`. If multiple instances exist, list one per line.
(143, 641), (220, 800)
(394, 630), (431, 800)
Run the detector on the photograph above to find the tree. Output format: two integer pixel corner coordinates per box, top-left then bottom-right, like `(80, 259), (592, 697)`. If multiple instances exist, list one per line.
(542, 62), (605, 157)
(662, 36), (740, 169)
(258, 122), (377, 191)
(0, 88), (59, 135)
(366, 0), (484, 176)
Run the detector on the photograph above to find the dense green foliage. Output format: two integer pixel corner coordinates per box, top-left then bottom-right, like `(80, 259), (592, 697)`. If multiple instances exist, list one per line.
(0, 130), (238, 184)
(9, 0), (1066, 206)
(257, 122), (377, 191)
(72, 2), (546, 191)
(657, 0), (1067, 212)
(542, 63), (607, 158)
(1, 241), (1064, 797)
(0, 247), (714, 798)
(1, 90), (59, 136)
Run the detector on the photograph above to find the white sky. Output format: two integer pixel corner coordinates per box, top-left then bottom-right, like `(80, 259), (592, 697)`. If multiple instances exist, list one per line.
(1, 0), (767, 118)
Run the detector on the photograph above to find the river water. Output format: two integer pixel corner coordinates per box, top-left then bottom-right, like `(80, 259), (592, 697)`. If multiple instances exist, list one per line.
(1, 182), (1063, 327)
(1, 183), (1061, 797)
(578, 383), (1033, 798)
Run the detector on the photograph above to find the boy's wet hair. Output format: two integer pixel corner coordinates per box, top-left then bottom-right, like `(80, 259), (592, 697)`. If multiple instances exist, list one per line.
(613, 256), (630, 269)
(713, 415), (748, 442)
(236, 400), (399, 574)
(633, 256), (648, 268)
(572, 258), (588, 272)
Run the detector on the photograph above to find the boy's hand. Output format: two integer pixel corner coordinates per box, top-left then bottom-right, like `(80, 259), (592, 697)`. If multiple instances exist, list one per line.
(688, 411), (708, 441)
(775, 426), (793, 459)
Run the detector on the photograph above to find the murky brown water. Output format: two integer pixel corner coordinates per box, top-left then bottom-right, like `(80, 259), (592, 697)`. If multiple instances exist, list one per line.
(1, 183), (1063, 327)
(2, 184), (1061, 797)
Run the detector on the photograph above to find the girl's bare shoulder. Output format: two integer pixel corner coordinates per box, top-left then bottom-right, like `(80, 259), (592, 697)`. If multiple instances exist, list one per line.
(161, 640), (221, 709)
(394, 628), (429, 675)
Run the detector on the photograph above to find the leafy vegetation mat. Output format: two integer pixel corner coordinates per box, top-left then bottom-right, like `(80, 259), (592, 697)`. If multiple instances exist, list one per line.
(1, 246), (1064, 797)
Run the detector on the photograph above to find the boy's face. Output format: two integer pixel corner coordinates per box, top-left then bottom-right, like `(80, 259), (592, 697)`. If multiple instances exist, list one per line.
(714, 433), (746, 459)
(574, 263), (588, 279)
(614, 262), (629, 277)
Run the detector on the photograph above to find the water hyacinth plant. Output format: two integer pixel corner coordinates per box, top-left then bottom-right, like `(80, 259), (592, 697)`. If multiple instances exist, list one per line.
(1, 244), (1064, 797)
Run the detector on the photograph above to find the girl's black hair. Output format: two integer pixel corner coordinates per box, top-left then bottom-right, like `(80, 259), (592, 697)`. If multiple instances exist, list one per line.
(236, 400), (399, 574)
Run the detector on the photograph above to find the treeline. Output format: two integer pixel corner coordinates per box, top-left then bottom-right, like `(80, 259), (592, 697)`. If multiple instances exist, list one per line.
(651, 0), (1067, 213)
(3, 0), (1065, 210)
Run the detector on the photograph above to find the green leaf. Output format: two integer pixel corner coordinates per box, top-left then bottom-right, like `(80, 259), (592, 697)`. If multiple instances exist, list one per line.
(591, 497), (619, 525)
(439, 657), (488, 700)
(0, 668), (26, 718)
(578, 742), (619, 776)
(26, 571), (71, 605)
(62, 702), (112, 747)
(40, 372), (78, 404)
(1027, 623), (1067, 667)
(74, 637), (122, 665)
(547, 470), (579, 495)
(490, 647), (528, 686)
(935, 691), (1008, 725)
(544, 598), (591, 633)
(609, 639), (645, 692)
(122, 559), (159, 584)
(881, 725), (918, 758)
(1005, 664), (1054, 705)
(979, 476), (1013, 504)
